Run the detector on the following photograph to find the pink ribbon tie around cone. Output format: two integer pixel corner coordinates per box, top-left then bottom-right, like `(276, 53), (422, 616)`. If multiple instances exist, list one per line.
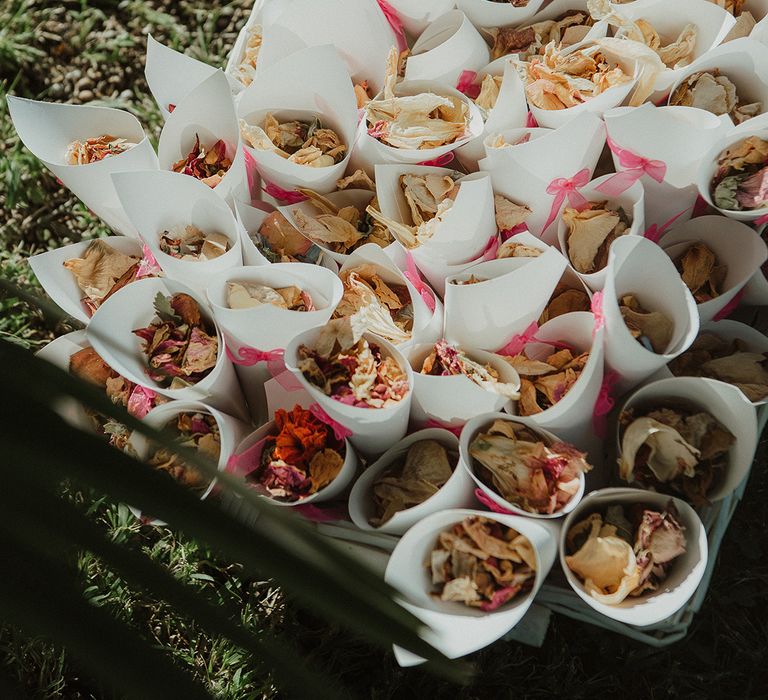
(591, 291), (605, 337)
(308, 402), (353, 441)
(497, 321), (572, 356)
(376, 0), (408, 51)
(242, 147), (261, 203)
(417, 152), (455, 167)
(481, 235), (500, 261)
(404, 251), (437, 313)
(592, 370), (621, 438)
(500, 224), (528, 240)
(474, 488), (517, 515)
(542, 168), (590, 234)
(225, 342), (303, 391)
(643, 207), (690, 244)
(713, 288), (745, 321)
(595, 137), (666, 197)
(424, 419), (463, 438)
(262, 181), (308, 205)
(456, 70), (481, 100)
(525, 111), (538, 128)
(692, 194), (710, 218)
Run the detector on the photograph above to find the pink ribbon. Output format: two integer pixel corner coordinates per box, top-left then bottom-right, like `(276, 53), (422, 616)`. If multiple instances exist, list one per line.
(591, 291), (605, 336)
(692, 194), (710, 218)
(417, 152), (455, 167)
(481, 235), (500, 261)
(308, 403), (353, 441)
(294, 503), (349, 522)
(137, 244), (162, 278)
(525, 111), (538, 128)
(541, 168), (591, 234)
(497, 321), (572, 356)
(376, 0), (408, 51)
(754, 212), (768, 227)
(592, 370), (621, 439)
(643, 207), (690, 244)
(456, 70), (481, 100)
(595, 137), (667, 197)
(262, 181), (308, 204)
(474, 488), (516, 515)
(242, 147), (260, 203)
(500, 224), (528, 240)
(713, 288), (745, 321)
(424, 419), (463, 438)
(226, 343), (303, 392)
(404, 252), (436, 313)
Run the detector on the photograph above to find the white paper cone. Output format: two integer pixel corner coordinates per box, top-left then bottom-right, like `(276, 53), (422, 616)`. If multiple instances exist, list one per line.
(224, 1), (270, 89)
(617, 0), (736, 95)
(111, 170), (243, 293)
(86, 277), (248, 421)
(556, 175), (645, 292)
(454, 58), (528, 171)
(742, 224), (768, 304)
(375, 165), (497, 265)
(348, 429), (476, 535)
(145, 35), (241, 122)
(603, 104), (732, 228)
(126, 400), (251, 525)
(559, 487), (708, 626)
(384, 0), (455, 38)
(404, 10), (490, 87)
(284, 327), (414, 456)
(511, 312), (605, 450)
(659, 215), (767, 323)
(385, 508), (556, 664)
(237, 45), (359, 195)
(443, 250), (569, 351)
(157, 70), (250, 205)
(229, 418), (358, 505)
(456, 0), (547, 28)
(459, 413), (587, 519)
(618, 377), (758, 501)
(206, 263), (344, 422)
(255, 0), (396, 93)
(29, 236), (144, 325)
(7, 96), (159, 236)
(354, 80), (485, 170)
(406, 344), (521, 428)
(602, 236), (699, 391)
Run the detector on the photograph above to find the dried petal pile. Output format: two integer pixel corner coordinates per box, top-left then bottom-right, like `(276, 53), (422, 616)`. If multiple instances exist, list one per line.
(240, 114), (346, 167)
(619, 406), (735, 504)
(292, 189), (392, 254)
(519, 44), (632, 111)
(297, 319), (409, 408)
(252, 211), (324, 264)
(619, 293), (674, 353)
(227, 281), (314, 311)
(429, 515), (536, 611)
(69, 346), (160, 448)
(539, 282), (591, 324)
(670, 70), (762, 124)
(64, 240), (143, 316)
(133, 293), (218, 389)
(563, 201), (631, 274)
(365, 47), (470, 150)
(333, 264), (413, 345)
(158, 225), (231, 262)
(504, 348), (590, 415)
(565, 502), (686, 605)
(711, 136), (768, 211)
(370, 439), (455, 526)
(229, 24), (262, 86)
(469, 419), (591, 514)
(66, 135), (135, 164)
(171, 134), (232, 188)
(420, 340), (520, 399)
(147, 412), (220, 493)
(669, 333), (768, 402)
(674, 242), (727, 304)
(495, 194), (533, 233)
(490, 10), (595, 60)
(247, 405), (346, 502)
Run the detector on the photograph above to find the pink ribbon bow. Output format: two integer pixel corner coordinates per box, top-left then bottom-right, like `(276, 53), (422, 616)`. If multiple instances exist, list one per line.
(137, 243), (162, 278)
(713, 288), (745, 321)
(643, 207), (690, 244)
(525, 111), (538, 128)
(595, 137), (667, 198)
(225, 343), (303, 391)
(376, 0), (408, 51)
(497, 321), (571, 356)
(481, 235), (500, 261)
(262, 181), (308, 205)
(592, 370), (621, 439)
(591, 291), (605, 337)
(424, 419), (463, 438)
(541, 168), (591, 235)
(474, 488), (516, 515)
(417, 152), (455, 167)
(404, 252), (437, 313)
(308, 403), (353, 441)
(499, 224), (528, 240)
(456, 70), (481, 100)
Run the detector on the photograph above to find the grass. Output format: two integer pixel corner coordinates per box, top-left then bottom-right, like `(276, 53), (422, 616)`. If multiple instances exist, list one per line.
(1, 1), (767, 698)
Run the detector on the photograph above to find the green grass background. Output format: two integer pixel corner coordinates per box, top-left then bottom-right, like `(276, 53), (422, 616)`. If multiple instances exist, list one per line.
(1, 1), (766, 697)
